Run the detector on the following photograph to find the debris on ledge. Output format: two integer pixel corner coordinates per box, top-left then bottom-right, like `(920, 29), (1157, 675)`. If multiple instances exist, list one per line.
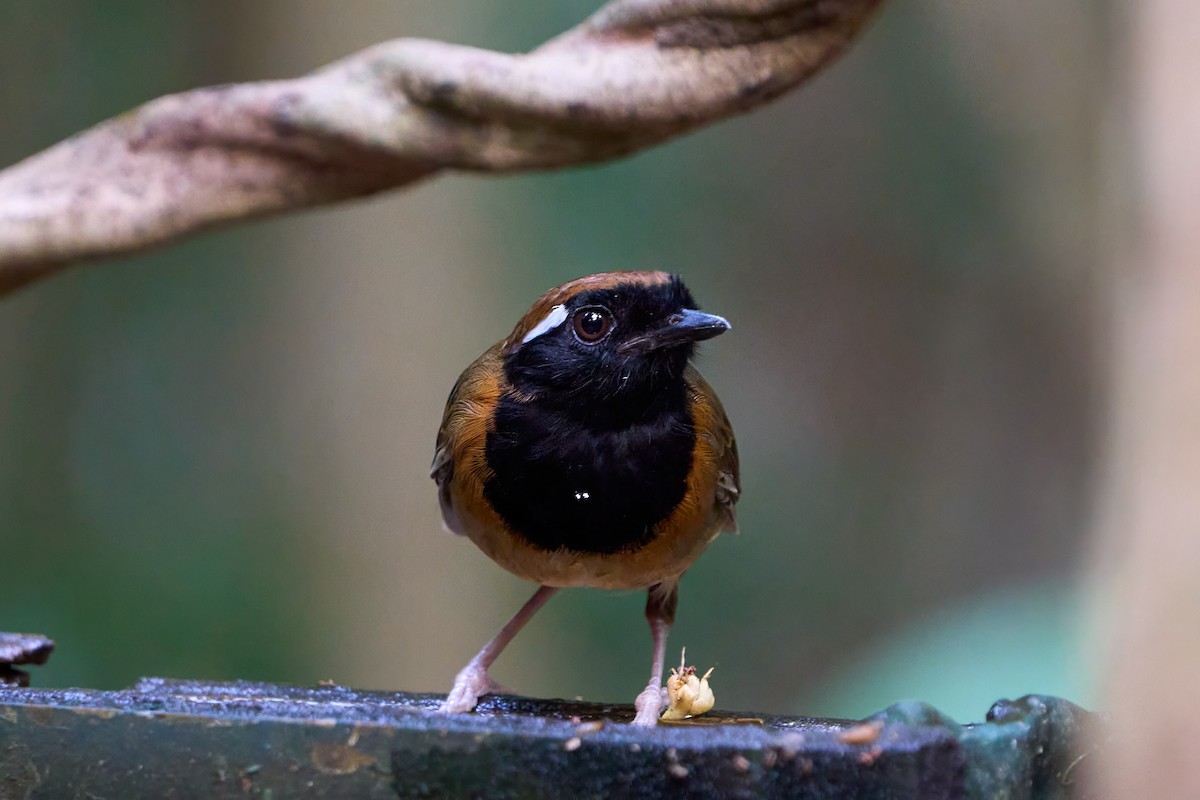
(0, 632), (54, 688)
(0, 676), (1098, 798)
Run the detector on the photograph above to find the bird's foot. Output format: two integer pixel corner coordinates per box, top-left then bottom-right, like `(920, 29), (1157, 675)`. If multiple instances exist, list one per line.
(632, 682), (667, 726)
(439, 663), (512, 714)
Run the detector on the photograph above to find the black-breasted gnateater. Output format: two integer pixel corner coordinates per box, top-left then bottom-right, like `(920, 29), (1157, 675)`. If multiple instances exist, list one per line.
(432, 271), (739, 725)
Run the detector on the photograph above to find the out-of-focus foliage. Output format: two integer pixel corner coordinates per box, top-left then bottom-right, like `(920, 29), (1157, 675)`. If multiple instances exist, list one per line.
(805, 581), (1092, 721)
(0, 1), (1105, 718)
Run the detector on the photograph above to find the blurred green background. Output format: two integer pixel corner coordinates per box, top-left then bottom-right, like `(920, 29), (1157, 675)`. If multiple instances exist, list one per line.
(0, 1), (1106, 722)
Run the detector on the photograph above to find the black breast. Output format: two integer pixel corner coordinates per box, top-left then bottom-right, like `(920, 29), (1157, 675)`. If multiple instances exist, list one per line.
(483, 393), (695, 554)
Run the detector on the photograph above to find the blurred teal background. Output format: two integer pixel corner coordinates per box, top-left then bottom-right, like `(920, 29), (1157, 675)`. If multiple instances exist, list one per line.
(0, 1), (1106, 722)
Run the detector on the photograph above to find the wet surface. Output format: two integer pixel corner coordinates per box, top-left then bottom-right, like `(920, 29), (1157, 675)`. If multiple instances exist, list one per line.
(0, 678), (1098, 799)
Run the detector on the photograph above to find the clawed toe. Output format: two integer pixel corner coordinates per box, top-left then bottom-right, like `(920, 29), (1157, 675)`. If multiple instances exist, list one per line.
(440, 665), (510, 713)
(632, 683), (666, 726)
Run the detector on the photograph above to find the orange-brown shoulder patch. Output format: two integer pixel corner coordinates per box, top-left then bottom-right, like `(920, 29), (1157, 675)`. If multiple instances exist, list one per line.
(675, 366), (741, 536)
(505, 271), (673, 350)
(433, 345), (506, 535)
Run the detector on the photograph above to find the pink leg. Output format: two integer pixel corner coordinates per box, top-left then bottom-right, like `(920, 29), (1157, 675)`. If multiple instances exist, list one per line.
(440, 584), (559, 713)
(632, 580), (679, 726)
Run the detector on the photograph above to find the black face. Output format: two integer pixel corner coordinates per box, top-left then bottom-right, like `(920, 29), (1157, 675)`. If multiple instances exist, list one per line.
(485, 275), (729, 554)
(504, 276), (724, 416)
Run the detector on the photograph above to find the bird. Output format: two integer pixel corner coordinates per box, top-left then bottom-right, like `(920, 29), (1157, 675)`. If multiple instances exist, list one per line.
(431, 270), (739, 725)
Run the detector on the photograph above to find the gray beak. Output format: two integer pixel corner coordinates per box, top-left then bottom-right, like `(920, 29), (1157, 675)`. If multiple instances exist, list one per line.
(620, 308), (731, 353)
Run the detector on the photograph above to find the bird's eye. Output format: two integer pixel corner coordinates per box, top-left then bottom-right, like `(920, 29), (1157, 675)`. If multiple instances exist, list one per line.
(571, 306), (614, 344)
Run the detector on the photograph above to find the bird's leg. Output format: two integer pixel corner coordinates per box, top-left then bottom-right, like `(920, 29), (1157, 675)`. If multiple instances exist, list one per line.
(632, 580), (679, 726)
(440, 584), (559, 714)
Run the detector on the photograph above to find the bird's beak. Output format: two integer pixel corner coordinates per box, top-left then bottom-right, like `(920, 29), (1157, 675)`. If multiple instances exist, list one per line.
(620, 309), (731, 353)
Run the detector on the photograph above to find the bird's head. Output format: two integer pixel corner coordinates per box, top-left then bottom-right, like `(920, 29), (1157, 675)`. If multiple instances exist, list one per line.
(502, 271), (729, 412)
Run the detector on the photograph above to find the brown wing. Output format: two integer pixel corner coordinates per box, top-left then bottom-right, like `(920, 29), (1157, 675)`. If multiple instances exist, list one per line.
(430, 345), (504, 536)
(685, 366), (741, 534)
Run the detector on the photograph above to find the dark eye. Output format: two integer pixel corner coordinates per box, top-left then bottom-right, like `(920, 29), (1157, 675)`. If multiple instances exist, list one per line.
(571, 306), (614, 343)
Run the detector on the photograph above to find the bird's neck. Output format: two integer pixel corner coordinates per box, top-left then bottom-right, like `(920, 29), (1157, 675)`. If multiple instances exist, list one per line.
(530, 379), (688, 430)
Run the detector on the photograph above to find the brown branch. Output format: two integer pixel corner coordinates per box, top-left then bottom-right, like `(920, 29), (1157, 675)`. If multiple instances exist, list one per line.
(0, 0), (882, 295)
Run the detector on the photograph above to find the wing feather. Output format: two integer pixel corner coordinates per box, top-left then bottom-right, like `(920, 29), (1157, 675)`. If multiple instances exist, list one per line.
(685, 367), (740, 535)
(431, 346), (503, 536)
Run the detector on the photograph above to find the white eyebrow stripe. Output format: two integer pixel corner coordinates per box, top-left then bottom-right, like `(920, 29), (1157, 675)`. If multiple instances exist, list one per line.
(521, 304), (569, 344)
